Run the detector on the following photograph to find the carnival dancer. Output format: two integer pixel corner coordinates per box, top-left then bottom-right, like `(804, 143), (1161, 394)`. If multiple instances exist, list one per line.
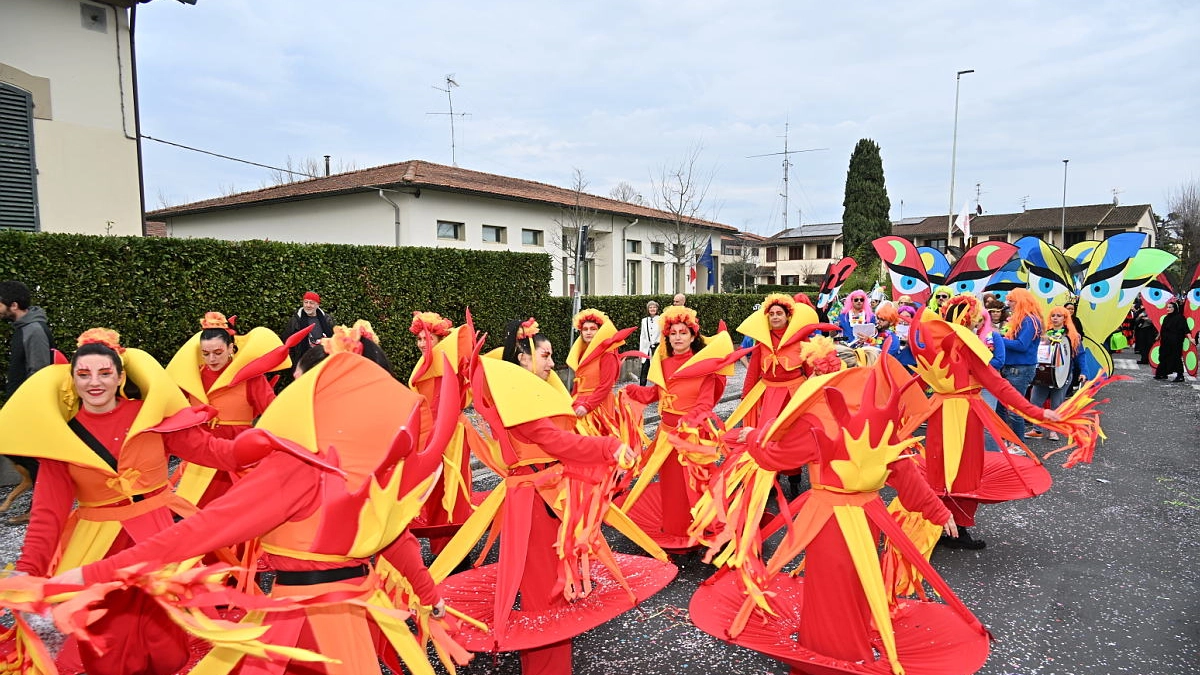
(430, 318), (675, 675)
(836, 288), (875, 339)
(59, 322), (468, 675)
(689, 356), (991, 675)
(567, 308), (646, 447)
(726, 293), (833, 430)
(0, 328), (249, 671)
(408, 311), (494, 554)
(620, 306), (748, 551)
(904, 296), (1065, 549)
(167, 312), (300, 507)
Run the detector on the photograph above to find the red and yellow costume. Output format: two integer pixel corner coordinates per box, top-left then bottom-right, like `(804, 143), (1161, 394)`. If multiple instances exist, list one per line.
(690, 358), (991, 675)
(431, 328), (675, 675)
(566, 309), (639, 436)
(168, 313), (295, 507)
(80, 345), (465, 675)
(728, 294), (825, 429)
(620, 306), (746, 551)
(408, 312), (492, 552)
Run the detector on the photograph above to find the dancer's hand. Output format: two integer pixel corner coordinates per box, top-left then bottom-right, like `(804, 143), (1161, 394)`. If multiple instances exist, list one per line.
(737, 427), (754, 443)
(48, 567), (83, 586)
(943, 518), (959, 539)
(614, 444), (636, 469)
(574, 405), (587, 417)
(431, 599), (447, 619)
(1043, 409), (1063, 422)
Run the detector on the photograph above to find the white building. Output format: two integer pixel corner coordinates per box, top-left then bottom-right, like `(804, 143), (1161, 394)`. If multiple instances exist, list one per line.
(0, 0), (189, 235)
(151, 160), (735, 297)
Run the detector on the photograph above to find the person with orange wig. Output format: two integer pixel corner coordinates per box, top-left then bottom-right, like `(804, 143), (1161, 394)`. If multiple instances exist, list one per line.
(566, 308), (637, 434)
(620, 306), (747, 551)
(997, 288), (1045, 439)
(1025, 305), (1085, 441)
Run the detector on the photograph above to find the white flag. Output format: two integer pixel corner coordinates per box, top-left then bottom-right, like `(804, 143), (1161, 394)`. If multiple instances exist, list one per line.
(954, 200), (972, 239)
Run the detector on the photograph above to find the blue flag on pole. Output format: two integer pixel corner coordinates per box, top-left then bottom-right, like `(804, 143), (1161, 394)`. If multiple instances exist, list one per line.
(698, 239), (715, 290)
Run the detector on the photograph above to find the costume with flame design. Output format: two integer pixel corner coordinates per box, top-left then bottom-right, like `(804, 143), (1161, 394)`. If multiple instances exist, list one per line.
(430, 316), (675, 675)
(77, 326), (467, 675)
(567, 308), (642, 439)
(690, 357), (991, 675)
(166, 312), (301, 509)
(728, 294), (839, 429)
(408, 311), (493, 554)
(620, 306), (748, 550)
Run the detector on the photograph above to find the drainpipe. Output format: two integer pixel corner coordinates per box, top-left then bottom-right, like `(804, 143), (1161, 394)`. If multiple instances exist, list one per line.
(128, 3), (149, 235)
(378, 189), (402, 246)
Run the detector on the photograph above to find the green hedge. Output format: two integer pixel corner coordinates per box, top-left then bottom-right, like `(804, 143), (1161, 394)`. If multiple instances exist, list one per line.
(755, 284), (820, 295)
(0, 231), (551, 395)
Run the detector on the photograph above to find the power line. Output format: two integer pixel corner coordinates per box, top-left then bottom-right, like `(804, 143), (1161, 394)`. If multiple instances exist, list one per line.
(140, 134), (318, 179)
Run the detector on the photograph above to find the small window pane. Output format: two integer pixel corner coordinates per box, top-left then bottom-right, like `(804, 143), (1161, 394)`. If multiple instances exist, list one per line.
(522, 229), (543, 246)
(482, 224), (506, 243)
(437, 221), (462, 240)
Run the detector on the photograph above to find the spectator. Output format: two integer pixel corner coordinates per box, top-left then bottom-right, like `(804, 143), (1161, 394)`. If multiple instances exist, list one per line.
(1155, 300), (1188, 382)
(1133, 302), (1157, 365)
(998, 289), (1044, 440)
(284, 291), (334, 364)
(0, 280), (55, 524)
(673, 293), (687, 307)
(1025, 306), (1084, 441)
(637, 301), (661, 386)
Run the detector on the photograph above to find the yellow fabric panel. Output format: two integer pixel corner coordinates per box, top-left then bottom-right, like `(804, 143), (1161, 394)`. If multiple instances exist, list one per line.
(174, 464), (218, 506)
(832, 505), (904, 675)
(566, 317), (617, 370)
(479, 357), (574, 427)
(735, 303), (818, 346)
(54, 519), (122, 575)
(429, 483), (507, 582)
(602, 503), (669, 562)
(940, 397), (970, 486)
(0, 365), (113, 473)
(123, 348), (191, 441)
(252, 352), (327, 453)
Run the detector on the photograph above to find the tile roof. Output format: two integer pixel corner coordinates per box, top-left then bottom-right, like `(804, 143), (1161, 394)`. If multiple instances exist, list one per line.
(148, 160), (735, 232)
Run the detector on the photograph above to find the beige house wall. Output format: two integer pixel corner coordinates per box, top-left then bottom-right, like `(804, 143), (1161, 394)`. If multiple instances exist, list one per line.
(1, 0), (142, 235)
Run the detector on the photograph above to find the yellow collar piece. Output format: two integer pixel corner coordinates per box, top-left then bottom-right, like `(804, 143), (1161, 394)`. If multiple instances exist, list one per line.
(648, 329), (736, 389)
(736, 304), (819, 347)
(941, 320), (995, 365)
(0, 348), (190, 474)
(479, 357), (575, 427)
(410, 324), (464, 387)
(253, 353), (336, 454)
(566, 318), (617, 371)
(166, 327), (286, 402)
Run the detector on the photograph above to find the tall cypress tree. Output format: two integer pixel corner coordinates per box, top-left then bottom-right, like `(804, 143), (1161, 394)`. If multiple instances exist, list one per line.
(841, 139), (892, 266)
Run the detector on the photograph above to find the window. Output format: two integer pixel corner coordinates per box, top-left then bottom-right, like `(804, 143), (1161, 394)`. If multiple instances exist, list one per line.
(923, 238), (947, 251)
(766, 247), (778, 263)
(989, 235), (1008, 242)
(789, 245), (804, 260)
(651, 262), (665, 294)
(722, 244), (739, 256)
(437, 220), (464, 240)
(781, 275), (800, 285)
(626, 260), (641, 294)
(749, 247), (759, 257)
(0, 83), (39, 231)
(1064, 230), (1087, 247)
(651, 242), (665, 256)
(816, 244), (832, 259)
(481, 224), (507, 244)
(521, 229), (543, 246)
(626, 239), (642, 254)
(1103, 229), (1125, 240)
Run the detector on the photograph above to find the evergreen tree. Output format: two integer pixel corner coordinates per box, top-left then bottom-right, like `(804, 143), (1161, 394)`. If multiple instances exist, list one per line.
(841, 139), (892, 266)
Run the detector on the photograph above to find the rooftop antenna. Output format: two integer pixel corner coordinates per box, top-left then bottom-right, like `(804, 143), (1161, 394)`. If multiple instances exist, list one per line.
(1020, 195), (1030, 211)
(427, 75), (470, 166)
(1111, 187), (1123, 205)
(747, 121), (826, 231)
(974, 181), (987, 214)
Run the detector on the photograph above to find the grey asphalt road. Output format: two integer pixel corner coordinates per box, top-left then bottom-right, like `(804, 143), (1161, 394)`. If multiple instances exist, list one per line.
(1, 356), (1195, 675)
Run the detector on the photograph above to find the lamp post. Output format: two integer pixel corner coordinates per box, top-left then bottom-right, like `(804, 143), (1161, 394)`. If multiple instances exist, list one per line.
(947, 69), (975, 247)
(1060, 159), (1069, 247)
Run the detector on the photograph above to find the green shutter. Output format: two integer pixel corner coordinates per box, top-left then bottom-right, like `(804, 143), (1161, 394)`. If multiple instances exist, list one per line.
(0, 84), (39, 231)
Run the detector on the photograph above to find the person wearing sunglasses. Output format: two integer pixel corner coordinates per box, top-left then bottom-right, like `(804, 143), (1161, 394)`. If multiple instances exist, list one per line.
(836, 289), (874, 340)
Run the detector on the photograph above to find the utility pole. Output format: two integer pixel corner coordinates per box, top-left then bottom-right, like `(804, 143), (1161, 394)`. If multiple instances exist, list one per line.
(748, 122), (826, 231)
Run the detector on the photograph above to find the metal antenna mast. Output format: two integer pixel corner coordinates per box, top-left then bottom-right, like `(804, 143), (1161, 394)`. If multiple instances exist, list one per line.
(747, 122), (826, 230)
(427, 75), (470, 166)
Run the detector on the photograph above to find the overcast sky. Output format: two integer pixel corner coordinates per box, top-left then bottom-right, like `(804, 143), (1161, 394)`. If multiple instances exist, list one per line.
(135, 0), (1198, 236)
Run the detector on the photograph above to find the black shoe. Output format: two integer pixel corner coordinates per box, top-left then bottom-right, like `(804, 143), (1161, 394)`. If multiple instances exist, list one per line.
(1137, 360), (1149, 365)
(1174, 376), (1186, 382)
(945, 527), (986, 550)
(1154, 375), (1167, 380)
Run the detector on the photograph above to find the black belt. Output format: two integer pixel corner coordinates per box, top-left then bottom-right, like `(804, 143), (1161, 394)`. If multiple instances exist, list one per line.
(274, 564), (369, 586)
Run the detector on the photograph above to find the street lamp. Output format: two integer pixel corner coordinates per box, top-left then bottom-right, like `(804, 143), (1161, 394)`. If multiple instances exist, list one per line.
(1060, 159), (1069, 247)
(947, 69), (975, 246)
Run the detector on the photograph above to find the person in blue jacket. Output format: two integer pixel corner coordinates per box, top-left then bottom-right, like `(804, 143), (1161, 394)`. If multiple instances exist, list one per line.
(996, 289), (1043, 440)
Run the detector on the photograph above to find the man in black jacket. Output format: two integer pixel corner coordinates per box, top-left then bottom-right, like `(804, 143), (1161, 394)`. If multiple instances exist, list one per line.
(284, 291), (335, 364)
(0, 280), (55, 524)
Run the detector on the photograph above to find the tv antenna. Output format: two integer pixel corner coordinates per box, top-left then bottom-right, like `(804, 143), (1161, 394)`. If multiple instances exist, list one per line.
(747, 121), (826, 231)
(427, 75), (470, 166)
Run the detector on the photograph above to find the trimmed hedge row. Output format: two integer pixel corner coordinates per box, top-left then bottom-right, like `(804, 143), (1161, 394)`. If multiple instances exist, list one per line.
(0, 231), (551, 395)
(755, 284), (820, 295)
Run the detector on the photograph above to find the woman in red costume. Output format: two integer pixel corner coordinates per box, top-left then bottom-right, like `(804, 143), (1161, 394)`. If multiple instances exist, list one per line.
(408, 310), (490, 554)
(620, 306), (746, 551)
(690, 357), (991, 675)
(59, 322), (467, 675)
(905, 296), (1064, 549)
(566, 308), (637, 435)
(431, 318), (674, 675)
(0, 328), (246, 672)
(167, 312), (295, 507)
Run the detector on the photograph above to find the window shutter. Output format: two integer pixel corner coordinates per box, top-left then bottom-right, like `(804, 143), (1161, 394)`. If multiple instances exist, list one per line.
(0, 83), (39, 231)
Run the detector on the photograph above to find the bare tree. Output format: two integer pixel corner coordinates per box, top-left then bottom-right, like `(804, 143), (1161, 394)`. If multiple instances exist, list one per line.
(550, 168), (599, 296)
(649, 143), (717, 292)
(608, 181), (645, 206)
(265, 155), (359, 186)
(720, 234), (762, 292)
(1164, 178), (1200, 288)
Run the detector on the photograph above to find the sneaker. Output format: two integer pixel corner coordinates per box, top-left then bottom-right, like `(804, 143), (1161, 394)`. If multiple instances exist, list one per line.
(1048, 431), (1060, 441)
(1024, 429), (1044, 439)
